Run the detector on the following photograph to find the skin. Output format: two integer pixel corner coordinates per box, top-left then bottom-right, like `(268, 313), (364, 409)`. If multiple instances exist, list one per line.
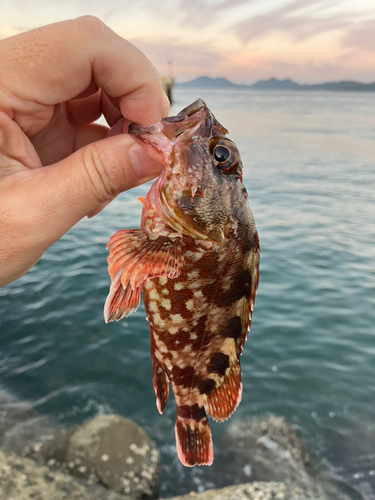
(0, 16), (169, 288)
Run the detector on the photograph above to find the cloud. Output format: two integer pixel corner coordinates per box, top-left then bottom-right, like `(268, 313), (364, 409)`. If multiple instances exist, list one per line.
(1, 0), (375, 84)
(128, 37), (224, 79)
(342, 19), (375, 53)
(232, 0), (356, 43)
(177, 0), (252, 29)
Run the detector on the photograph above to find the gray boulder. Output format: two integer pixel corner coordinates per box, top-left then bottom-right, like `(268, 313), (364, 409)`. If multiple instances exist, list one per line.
(162, 481), (324, 500)
(26, 414), (160, 499)
(0, 387), (60, 455)
(221, 416), (312, 485)
(0, 450), (131, 500)
(217, 415), (354, 500)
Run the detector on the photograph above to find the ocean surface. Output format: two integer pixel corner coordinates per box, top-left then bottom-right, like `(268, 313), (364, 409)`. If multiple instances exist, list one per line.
(1, 88), (375, 497)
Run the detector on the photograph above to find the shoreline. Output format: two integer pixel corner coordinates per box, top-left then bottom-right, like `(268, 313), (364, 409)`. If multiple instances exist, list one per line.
(0, 384), (358, 500)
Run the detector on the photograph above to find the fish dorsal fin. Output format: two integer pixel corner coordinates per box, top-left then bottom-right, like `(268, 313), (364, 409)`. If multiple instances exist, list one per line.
(104, 229), (183, 322)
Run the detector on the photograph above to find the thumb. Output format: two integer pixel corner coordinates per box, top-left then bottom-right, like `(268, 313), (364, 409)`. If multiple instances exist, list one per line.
(0, 134), (162, 286)
(57, 133), (162, 217)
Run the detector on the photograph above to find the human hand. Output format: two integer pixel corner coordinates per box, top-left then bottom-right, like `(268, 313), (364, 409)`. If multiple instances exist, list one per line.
(0, 16), (169, 287)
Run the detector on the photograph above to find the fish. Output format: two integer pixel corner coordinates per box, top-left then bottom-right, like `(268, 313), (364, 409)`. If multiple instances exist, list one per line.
(104, 99), (259, 467)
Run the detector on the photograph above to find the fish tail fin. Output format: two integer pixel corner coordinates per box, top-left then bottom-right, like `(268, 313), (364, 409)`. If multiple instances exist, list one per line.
(152, 358), (169, 414)
(175, 406), (213, 467)
(205, 360), (242, 422)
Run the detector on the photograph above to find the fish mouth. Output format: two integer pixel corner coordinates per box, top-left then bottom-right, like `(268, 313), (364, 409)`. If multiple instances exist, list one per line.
(129, 99), (208, 143)
(176, 98), (206, 118)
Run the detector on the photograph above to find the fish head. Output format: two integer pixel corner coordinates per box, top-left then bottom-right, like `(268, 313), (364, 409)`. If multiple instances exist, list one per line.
(129, 99), (244, 244)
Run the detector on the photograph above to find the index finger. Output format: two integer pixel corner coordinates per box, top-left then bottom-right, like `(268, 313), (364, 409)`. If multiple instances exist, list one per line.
(0, 16), (168, 133)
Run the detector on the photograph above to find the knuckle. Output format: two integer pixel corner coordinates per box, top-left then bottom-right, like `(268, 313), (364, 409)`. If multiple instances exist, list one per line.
(80, 143), (124, 203)
(75, 15), (107, 40)
(81, 145), (111, 202)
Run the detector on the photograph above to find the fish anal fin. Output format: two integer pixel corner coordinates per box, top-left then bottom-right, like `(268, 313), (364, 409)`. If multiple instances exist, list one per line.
(152, 358), (169, 414)
(104, 273), (141, 323)
(205, 363), (242, 422)
(204, 339), (242, 422)
(175, 405), (213, 467)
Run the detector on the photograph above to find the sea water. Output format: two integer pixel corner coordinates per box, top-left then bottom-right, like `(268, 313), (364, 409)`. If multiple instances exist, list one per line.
(1, 88), (375, 497)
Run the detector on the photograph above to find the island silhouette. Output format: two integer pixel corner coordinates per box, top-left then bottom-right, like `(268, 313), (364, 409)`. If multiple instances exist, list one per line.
(178, 76), (375, 92)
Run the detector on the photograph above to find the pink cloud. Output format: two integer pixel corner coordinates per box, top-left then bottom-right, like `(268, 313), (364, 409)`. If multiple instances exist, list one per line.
(128, 38), (224, 80)
(232, 0), (355, 43)
(342, 19), (375, 54)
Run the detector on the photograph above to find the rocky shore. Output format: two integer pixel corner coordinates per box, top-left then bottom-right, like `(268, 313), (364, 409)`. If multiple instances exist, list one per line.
(0, 386), (361, 500)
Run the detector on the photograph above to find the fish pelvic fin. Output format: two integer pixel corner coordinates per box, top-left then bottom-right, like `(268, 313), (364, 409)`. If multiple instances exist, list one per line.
(104, 272), (141, 322)
(152, 358), (169, 414)
(104, 229), (183, 322)
(175, 405), (213, 467)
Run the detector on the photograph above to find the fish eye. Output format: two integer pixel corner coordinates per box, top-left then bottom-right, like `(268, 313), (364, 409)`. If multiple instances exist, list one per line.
(213, 145), (231, 163)
(210, 138), (241, 175)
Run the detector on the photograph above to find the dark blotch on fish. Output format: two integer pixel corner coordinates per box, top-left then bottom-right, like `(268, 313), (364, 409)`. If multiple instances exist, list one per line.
(222, 316), (243, 341)
(207, 353), (230, 376)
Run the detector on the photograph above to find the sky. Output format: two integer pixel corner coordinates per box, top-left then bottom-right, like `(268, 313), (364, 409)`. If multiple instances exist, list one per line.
(1, 0), (375, 84)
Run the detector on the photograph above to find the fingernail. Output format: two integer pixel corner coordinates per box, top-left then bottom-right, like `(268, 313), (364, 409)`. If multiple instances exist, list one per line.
(129, 142), (163, 180)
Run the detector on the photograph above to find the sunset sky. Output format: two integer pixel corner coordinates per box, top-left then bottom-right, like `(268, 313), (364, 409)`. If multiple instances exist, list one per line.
(1, 0), (375, 84)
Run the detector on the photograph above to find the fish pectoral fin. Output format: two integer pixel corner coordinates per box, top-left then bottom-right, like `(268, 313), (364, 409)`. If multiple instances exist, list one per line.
(107, 229), (183, 287)
(104, 272), (141, 322)
(152, 359), (169, 414)
(104, 229), (183, 322)
(175, 406), (213, 467)
(205, 348), (242, 422)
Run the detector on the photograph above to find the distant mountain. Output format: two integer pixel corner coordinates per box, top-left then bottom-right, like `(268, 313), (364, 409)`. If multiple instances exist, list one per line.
(177, 76), (375, 92)
(177, 76), (247, 89)
(251, 78), (301, 90)
(305, 81), (375, 91)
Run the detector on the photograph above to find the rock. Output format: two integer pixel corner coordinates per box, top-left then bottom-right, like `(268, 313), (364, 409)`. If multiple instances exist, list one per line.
(25, 414), (160, 499)
(216, 415), (353, 500)
(67, 415), (160, 498)
(2, 415), (59, 456)
(0, 386), (61, 455)
(0, 388), (34, 440)
(0, 450), (131, 500)
(24, 426), (77, 468)
(0, 388), (59, 454)
(161, 481), (324, 500)
(221, 416), (311, 484)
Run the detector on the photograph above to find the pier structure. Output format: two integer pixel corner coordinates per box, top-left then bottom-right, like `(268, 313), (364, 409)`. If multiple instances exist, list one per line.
(162, 76), (174, 103)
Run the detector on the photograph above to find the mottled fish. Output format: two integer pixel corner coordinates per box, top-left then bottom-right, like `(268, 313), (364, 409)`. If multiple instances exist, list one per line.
(104, 99), (259, 467)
